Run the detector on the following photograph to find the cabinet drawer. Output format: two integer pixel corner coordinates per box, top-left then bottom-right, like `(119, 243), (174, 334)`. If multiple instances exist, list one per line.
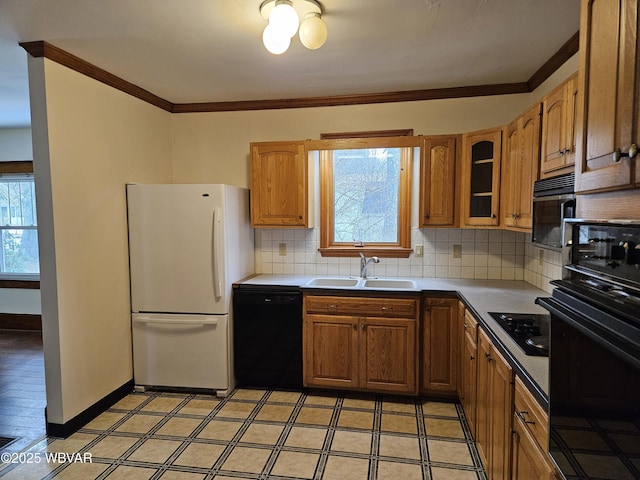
(463, 310), (478, 343)
(305, 295), (417, 318)
(514, 376), (549, 450)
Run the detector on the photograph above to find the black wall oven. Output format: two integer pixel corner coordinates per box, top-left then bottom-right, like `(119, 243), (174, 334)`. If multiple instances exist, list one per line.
(537, 220), (640, 480)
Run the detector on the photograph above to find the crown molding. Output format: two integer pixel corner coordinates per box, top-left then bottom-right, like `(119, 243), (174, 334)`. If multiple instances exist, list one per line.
(20, 33), (578, 114)
(527, 31), (580, 91)
(19, 41), (173, 112)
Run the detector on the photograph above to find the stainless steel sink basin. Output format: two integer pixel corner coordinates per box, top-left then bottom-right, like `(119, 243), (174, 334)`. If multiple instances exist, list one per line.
(306, 277), (360, 287)
(363, 279), (416, 289)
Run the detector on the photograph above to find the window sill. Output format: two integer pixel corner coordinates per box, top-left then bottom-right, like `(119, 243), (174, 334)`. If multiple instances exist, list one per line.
(318, 247), (412, 258)
(0, 278), (41, 289)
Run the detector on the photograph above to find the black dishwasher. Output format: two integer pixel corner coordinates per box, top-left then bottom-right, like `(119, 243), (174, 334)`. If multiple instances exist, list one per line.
(232, 285), (303, 390)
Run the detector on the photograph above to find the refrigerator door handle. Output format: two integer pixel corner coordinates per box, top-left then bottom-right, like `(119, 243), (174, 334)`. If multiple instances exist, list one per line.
(213, 207), (222, 299)
(133, 316), (220, 327)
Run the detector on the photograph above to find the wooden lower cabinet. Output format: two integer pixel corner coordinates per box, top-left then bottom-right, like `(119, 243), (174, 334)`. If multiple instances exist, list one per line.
(511, 418), (555, 480)
(460, 310), (479, 436)
(421, 297), (459, 396)
(476, 328), (514, 480)
(302, 314), (359, 390)
(511, 377), (556, 480)
(303, 294), (419, 395)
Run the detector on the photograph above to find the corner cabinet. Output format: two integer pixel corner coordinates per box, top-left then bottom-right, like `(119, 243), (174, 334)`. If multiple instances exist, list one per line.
(574, 0), (639, 193)
(419, 135), (460, 227)
(462, 127), (502, 227)
(420, 296), (459, 396)
(502, 104), (541, 231)
(303, 294), (419, 395)
(250, 141), (311, 227)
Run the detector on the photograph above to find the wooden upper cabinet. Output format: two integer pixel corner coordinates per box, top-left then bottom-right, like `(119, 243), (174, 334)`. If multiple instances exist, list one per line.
(502, 121), (520, 229)
(540, 73), (578, 178)
(250, 141), (310, 227)
(462, 127), (502, 227)
(575, 0), (639, 193)
(419, 135), (459, 227)
(504, 104), (541, 231)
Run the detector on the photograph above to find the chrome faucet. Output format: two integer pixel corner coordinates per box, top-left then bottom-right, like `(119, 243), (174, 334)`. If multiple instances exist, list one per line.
(359, 252), (380, 278)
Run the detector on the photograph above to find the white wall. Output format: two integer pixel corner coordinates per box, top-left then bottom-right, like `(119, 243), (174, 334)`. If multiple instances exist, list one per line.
(0, 127), (33, 161)
(27, 57), (173, 425)
(0, 289), (41, 314)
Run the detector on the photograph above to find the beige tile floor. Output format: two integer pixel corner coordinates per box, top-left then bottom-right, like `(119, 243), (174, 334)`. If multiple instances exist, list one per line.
(0, 388), (486, 479)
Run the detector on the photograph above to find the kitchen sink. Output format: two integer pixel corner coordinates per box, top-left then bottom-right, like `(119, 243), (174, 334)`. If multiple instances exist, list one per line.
(306, 277), (360, 287)
(363, 279), (417, 289)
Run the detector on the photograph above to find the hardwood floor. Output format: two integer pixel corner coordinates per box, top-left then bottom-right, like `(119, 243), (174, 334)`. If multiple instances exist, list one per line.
(0, 329), (46, 453)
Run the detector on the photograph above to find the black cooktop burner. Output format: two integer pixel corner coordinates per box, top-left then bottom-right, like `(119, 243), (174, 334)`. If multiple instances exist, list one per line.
(489, 312), (550, 357)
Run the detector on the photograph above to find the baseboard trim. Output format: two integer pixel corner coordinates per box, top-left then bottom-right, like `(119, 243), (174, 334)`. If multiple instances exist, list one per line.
(0, 313), (42, 331)
(46, 379), (134, 438)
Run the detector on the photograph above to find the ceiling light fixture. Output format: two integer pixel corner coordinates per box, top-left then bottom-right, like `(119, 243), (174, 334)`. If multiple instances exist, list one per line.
(260, 0), (327, 55)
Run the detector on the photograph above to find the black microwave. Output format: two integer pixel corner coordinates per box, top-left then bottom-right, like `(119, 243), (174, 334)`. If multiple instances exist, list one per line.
(531, 173), (575, 249)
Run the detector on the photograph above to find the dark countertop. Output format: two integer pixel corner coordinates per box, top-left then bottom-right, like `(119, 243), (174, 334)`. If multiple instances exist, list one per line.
(235, 274), (552, 407)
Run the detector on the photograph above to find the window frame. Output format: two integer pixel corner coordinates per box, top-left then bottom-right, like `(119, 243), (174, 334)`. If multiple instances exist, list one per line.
(315, 136), (414, 258)
(0, 161), (40, 285)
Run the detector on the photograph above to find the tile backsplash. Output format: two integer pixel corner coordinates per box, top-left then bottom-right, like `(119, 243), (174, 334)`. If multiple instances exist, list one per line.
(255, 227), (566, 294)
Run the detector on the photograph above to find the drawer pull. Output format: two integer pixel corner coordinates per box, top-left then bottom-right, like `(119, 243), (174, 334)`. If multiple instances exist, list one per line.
(326, 304), (338, 311)
(380, 306), (394, 312)
(517, 411), (535, 425)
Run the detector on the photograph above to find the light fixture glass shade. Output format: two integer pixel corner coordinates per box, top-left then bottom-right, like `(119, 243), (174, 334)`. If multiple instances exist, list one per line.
(269, 1), (299, 39)
(299, 13), (327, 49)
(263, 23), (291, 54)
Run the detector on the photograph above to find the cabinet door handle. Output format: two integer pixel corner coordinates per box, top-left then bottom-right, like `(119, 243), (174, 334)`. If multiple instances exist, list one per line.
(298, 214), (303, 220)
(424, 213), (430, 219)
(470, 355), (475, 360)
(517, 411), (535, 424)
(463, 323), (469, 329)
(485, 353), (493, 362)
(353, 323), (357, 331)
(613, 144), (638, 162)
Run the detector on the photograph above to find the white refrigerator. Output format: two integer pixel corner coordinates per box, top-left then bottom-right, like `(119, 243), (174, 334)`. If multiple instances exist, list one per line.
(127, 183), (254, 395)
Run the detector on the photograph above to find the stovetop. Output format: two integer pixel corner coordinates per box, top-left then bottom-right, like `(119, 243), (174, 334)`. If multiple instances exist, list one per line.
(489, 312), (550, 357)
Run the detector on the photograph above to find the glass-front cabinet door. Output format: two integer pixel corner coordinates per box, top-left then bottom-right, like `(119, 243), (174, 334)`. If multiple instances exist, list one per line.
(462, 127), (502, 226)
